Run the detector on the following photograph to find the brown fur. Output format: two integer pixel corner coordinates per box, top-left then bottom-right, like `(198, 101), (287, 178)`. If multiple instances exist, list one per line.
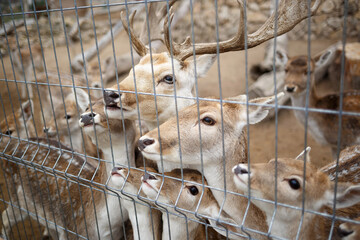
(0, 137), (115, 239)
(285, 56), (360, 156)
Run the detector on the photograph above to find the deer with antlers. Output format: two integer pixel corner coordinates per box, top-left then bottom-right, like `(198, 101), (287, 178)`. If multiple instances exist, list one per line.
(232, 147), (360, 239)
(104, 0), (323, 173)
(283, 52), (360, 158)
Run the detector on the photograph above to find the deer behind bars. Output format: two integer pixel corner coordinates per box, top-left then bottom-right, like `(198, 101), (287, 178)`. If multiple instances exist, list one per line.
(284, 53), (360, 157)
(232, 148), (360, 239)
(104, 0), (323, 173)
(140, 168), (237, 240)
(138, 93), (284, 239)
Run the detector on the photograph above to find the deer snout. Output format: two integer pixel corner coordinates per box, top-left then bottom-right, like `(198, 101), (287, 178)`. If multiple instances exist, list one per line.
(103, 90), (121, 108)
(233, 164), (249, 175)
(284, 85), (297, 93)
(110, 167), (125, 178)
(79, 113), (96, 127)
(43, 127), (56, 137)
(138, 138), (155, 151)
(338, 223), (354, 238)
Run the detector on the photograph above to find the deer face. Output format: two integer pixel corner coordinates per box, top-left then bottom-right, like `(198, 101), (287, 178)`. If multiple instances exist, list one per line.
(44, 89), (89, 138)
(79, 99), (125, 141)
(0, 100), (33, 139)
(103, 53), (215, 127)
(284, 56), (315, 95)
(233, 157), (360, 218)
(138, 93), (283, 165)
(141, 168), (232, 221)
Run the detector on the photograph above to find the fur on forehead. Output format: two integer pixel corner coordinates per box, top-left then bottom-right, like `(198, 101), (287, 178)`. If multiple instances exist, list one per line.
(166, 168), (207, 184)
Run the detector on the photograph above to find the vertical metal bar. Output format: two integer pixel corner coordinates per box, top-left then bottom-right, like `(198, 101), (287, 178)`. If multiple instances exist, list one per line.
(328, 0), (349, 238)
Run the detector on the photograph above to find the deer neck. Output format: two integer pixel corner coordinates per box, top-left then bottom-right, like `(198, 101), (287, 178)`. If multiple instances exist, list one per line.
(202, 130), (248, 222)
(262, 206), (315, 239)
(65, 128), (84, 153)
(162, 213), (199, 240)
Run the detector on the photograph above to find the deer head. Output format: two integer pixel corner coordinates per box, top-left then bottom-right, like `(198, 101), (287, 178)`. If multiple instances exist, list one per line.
(140, 169), (235, 227)
(138, 93), (283, 165)
(232, 149), (360, 238)
(0, 100), (34, 139)
(44, 88), (89, 138)
(104, 0), (322, 129)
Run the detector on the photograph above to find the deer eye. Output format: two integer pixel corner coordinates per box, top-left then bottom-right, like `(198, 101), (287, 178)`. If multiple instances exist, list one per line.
(201, 117), (216, 126)
(188, 186), (199, 196)
(162, 75), (175, 84)
(64, 115), (72, 120)
(4, 130), (13, 135)
(288, 179), (301, 190)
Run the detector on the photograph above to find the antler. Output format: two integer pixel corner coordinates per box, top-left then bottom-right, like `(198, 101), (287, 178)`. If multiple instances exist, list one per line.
(120, 0), (177, 57)
(164, 0), (323, 61)
(120, 10), (149, 57)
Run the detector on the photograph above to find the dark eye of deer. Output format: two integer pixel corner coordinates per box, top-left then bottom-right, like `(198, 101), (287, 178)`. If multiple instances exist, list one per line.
(188, 186), (199, 196)
(65, 115), (72, 120)
(163, 75), (174, 84)
(4, 130), (13, 135)
(288, 179), (300, 190)
(202, 117), (216, 126)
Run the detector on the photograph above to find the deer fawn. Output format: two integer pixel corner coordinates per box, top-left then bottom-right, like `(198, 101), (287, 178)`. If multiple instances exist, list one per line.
(103, 0), (322, 130)
(140, 168), (236, 240)
(339, 217), (360, 240)
(79, 98), (136, 170)
(0, 136), (130, 239)
(0, 100), (36, 140)
(284, 53), (360, 157)
(232, 148), (360, 239)
(43, 88), (98, 157)
(109, 167), (162, 240)
(138, 93), (284, 238)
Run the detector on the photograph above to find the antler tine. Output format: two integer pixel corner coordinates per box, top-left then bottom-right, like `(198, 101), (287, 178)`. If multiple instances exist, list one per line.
(169, 0), (323, 61)
(139, 0), (178, 44)
(247, 0), (323, 47)
(163, 7), (182, 56)
(120, 10), (148, 57)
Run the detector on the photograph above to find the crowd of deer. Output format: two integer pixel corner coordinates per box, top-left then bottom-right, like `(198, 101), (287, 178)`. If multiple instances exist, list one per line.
(1, 0), (360, 239)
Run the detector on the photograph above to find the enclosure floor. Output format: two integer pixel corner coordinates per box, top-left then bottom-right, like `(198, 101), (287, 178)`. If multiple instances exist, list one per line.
(0, 34), (340, 238)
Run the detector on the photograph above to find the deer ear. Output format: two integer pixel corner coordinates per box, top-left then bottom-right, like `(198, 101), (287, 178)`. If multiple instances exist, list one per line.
(187, 54), (216, 78)
(325, 183), (360, 209)
(73, 88), (90, 113)
(275, 50), (288, 66)
(244, 92), (284, 125)
(19, 100), (33, 121)
(295, 147), (311, 162)
(315, 49), (335, 68)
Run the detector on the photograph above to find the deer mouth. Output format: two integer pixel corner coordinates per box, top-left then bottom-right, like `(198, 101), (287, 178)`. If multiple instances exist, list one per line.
(110, 167), (126, 179)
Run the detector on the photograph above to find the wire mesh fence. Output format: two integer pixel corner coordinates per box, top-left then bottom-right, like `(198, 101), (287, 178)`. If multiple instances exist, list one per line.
(0, 0), (360, 239)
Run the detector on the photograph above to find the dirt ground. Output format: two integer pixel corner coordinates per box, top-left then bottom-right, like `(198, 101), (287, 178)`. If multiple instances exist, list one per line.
(0, 27), (341, 239)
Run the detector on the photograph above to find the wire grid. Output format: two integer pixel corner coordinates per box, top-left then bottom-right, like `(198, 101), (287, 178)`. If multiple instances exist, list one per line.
(0, 0), (360, 239)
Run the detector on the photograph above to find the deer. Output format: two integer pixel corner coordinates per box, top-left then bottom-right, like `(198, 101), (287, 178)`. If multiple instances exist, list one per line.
(7, 37), (44, 100)
(137, 92), (284, 239)
(283, 53), (360, 158)
(338, 217), (360, 240)
(0, 100), (36, 141)
(140, 168), (236, 240)
(79, 97), (137, 171)
(104, 0), (323, 172)
(232, 147), (360, 239)
(0, 135), (130, 240)
(43, 87), (99, 158)
(109, 166), (162, 240)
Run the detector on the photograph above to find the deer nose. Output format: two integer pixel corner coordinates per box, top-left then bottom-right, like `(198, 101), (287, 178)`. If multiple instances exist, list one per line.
(233, 165), (249, 175)
(138, 138), (155, 151)
(338, 227), (353, 238)
(103, 90), (121, 106)
(285, 86), (295, 93)
(142, 172), (157, 182)
(80, 113), (96, 126)
(43, 127), (48, 133)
